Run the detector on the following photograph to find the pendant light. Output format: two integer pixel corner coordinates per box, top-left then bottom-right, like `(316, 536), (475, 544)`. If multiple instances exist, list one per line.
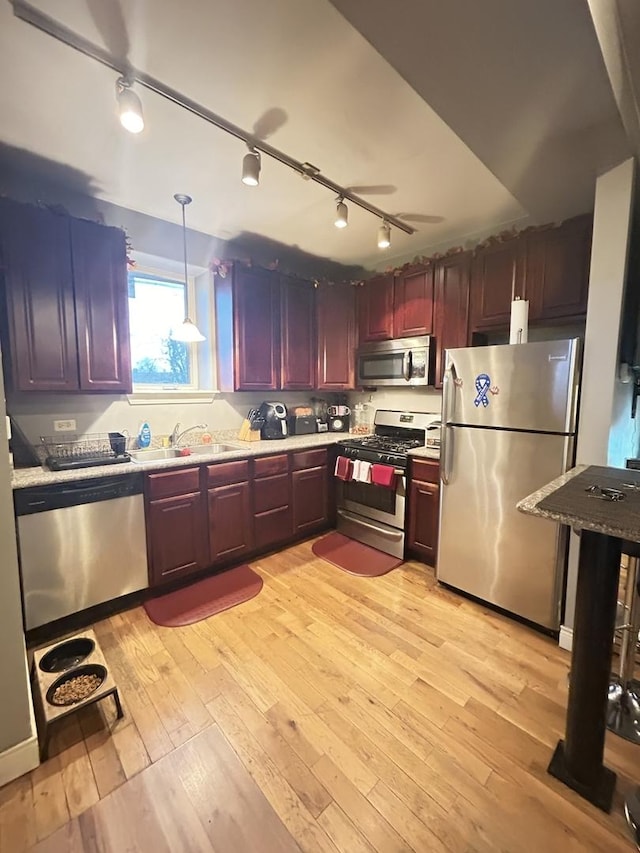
(334, 197), (348, 229)
(172, 194), (205, 343)
(377, 219), (391, 249)
(242, 147), (261, 186)
(115, 77), (144, 134)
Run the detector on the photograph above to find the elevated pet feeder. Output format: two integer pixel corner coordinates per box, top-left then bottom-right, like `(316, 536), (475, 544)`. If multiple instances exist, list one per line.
(31, 628), (123, 760)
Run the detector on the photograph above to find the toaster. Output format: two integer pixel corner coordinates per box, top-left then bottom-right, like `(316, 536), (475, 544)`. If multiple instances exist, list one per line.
(287, 415), (317, 435)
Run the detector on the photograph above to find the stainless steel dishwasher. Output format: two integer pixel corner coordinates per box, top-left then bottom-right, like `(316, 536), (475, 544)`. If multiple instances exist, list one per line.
(14, 473), (148, 630)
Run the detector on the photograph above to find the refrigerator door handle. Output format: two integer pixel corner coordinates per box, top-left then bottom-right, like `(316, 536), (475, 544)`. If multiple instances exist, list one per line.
(441, 359), (456, 485)
(441, 424), (453, 485)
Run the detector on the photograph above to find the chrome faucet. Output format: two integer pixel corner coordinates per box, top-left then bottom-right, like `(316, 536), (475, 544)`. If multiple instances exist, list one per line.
(169, 422), (207, 447)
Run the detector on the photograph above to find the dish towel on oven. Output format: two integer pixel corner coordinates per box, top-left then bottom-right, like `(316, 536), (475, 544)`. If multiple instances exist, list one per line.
(353, 460), (372, 483)
(334, 456), (353, 481)
(370, 463), (397, 489)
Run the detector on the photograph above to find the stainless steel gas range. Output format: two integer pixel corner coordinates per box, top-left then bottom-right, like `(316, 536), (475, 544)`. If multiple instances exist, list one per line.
(335, 410), (440, 558)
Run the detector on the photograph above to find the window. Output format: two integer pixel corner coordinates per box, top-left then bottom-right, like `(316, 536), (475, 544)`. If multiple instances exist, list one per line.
(128, 271), (196, 389)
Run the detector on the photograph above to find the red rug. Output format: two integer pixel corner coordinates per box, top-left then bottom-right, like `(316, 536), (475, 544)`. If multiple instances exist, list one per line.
(144, 565), (263, 627)
(312, 532), (402, 577)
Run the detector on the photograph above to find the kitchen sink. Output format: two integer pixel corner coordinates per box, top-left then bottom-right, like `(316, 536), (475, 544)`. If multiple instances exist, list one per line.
(130, 448), (179, 462)
(181, 443), (239, 455)
(130, 444), (240, 463)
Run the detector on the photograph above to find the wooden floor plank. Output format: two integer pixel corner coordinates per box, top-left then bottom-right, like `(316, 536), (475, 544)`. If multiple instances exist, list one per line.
(3, 538), (636, 853)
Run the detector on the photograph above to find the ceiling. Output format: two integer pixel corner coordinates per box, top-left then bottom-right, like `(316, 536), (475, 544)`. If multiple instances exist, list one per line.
(0, 0), (633, 269)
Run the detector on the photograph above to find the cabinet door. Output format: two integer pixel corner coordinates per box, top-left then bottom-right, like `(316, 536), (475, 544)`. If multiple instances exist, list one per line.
(393, 267), (434, 338)
(234, 268), (280, 391)
(407, 479), (440, 566)
(0, 199), (79, 391)
(316, 283), (356, 390)
(469, 239), (521, 331)
(208, 481), (253, 563)
(525, 215), (592, 321)
(281, 277), (315, 390)
(358, 275), (394, 342)
(292, 466), (328, 534)
(254, 506), (293, 550)
(433, 253), (471, 388)
(71, 219), (132, 392)
(148, 492), (208, 584)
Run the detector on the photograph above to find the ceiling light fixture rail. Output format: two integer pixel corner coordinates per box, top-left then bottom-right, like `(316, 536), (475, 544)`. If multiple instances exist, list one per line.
(12, 0), (414, 242)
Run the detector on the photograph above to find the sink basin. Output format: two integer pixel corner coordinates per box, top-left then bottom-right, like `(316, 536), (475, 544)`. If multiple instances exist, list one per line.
(181, 443), (239, 456)
(130, 448), (179, 462)
(130, 444), (239, 463)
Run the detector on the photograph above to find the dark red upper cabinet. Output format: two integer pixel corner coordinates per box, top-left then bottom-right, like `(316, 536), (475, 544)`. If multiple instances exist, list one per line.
(469, 239), (522, 333)
(433, 252), (471, 389)
(0, 199), (79, 392)
(358, 274), (394, 342)
(216, 266), (280, 392)
(393, 267), (434, 338)
(316, 283), (356, 390)
(71, 218), (132, 393)
(281, 276), (315, 390)
(524, 214), (592, 322)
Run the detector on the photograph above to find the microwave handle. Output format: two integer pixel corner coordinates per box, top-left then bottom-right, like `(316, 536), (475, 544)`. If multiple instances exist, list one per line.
(402, 350), (412, 381)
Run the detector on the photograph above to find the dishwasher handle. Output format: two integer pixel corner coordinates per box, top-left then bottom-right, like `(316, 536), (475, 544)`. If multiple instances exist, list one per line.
(14, 473), (144, 516)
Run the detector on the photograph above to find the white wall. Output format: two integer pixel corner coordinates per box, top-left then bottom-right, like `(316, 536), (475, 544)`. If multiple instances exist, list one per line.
(349, 388), (442, 418)
(562, 156), (636, 638)
(0, 349), (38, 783)
(8, 390), (326, 448)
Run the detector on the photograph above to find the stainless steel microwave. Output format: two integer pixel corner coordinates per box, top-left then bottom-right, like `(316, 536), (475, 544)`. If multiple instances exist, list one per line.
(356, 336), (432, 387)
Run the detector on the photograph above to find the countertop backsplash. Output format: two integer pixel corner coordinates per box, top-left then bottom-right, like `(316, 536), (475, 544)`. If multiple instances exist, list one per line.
(7, 391), (319, 449)
(8, 386), (443, 453)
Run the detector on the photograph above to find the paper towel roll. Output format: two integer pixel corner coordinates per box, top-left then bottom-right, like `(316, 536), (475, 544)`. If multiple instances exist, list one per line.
(509, 298), (529, 344)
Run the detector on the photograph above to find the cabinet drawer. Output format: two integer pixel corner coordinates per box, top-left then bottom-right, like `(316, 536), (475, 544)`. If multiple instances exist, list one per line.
(253, 473), (290, 514)
(207, 460), (249, 487)
(411, 458), (440, 484)
(147, 467), (201, 500)
(253, 454), (289, 478)
(291, 448), (327, 471)
(254, 506), (293, 550)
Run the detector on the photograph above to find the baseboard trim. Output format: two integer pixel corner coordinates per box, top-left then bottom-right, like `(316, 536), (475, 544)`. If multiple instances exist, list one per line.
(0, 654), (39, 787)
(559, 625), (573, 653)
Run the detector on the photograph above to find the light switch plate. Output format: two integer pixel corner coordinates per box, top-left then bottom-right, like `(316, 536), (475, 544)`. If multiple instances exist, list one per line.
(54, 419), (76, 432)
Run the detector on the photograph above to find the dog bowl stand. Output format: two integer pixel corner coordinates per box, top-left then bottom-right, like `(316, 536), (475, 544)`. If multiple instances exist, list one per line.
(32, 628), (123, 761)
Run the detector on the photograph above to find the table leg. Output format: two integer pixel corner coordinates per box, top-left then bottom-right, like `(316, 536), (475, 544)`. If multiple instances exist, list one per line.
(548, 530), (621, 811)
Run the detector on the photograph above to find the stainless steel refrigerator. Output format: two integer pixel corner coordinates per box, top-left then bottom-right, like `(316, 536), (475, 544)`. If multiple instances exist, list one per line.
(437, 339), (581, 630)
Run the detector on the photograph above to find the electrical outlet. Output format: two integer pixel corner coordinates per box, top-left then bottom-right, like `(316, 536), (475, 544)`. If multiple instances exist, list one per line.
(54, 419), (76, 432)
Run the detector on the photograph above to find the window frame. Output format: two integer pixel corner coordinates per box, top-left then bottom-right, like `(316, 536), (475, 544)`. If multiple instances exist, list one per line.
(128, 265), (200, 393)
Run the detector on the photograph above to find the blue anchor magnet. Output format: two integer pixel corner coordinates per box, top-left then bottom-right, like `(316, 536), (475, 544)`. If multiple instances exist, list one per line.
(474, 373), (491, 407)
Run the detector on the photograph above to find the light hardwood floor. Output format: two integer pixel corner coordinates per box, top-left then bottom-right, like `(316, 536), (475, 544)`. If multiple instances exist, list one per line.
(1, 537), (638, 852)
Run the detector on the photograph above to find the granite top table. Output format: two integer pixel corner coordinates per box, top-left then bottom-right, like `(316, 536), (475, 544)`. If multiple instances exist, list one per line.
(518, 463), (640, 541)
(519, 464), (640, 812)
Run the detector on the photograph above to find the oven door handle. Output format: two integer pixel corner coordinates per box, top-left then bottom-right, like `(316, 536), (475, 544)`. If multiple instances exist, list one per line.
(402, 350), (412, 381)
(337, 509), (404, 539)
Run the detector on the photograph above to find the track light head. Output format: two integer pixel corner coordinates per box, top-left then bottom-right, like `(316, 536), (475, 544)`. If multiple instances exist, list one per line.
(334, 198), (348, 229)
(242, 148), (261, 186)
(377, 220), (391, 249)
(116, 77), (144, 134)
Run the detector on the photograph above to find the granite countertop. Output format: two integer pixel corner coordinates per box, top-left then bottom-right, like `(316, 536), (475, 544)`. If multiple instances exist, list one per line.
(11, 433), (347, 490)
(518, 464), (640, 541)
(408, 447), (440, 461)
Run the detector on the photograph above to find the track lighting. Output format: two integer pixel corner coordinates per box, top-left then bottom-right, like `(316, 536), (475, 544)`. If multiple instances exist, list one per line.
(12, 2), (418, 240)
(242, 148), (261, 186)
(377, 220), (391, 249)
(334, 198), (348, 229)
(115, 77), (144, 134)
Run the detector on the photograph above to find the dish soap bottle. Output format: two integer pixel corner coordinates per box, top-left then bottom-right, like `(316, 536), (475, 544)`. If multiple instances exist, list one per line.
(138, 421), (152, 449)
